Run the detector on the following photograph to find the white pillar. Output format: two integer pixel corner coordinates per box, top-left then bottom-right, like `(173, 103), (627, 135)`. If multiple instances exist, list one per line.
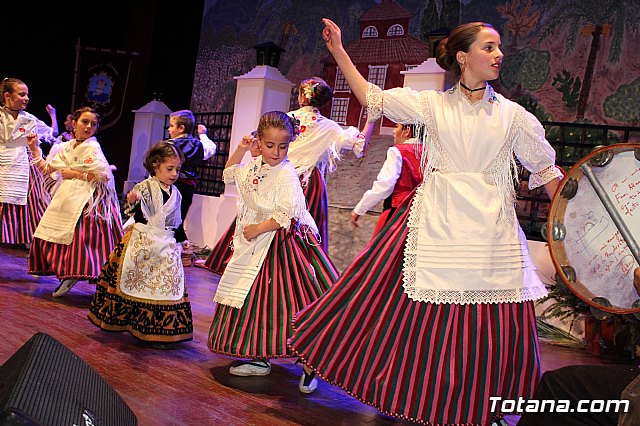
(185, 65), (294, 248)
(123, 100), (172, 193)
(401, 58), (447, 92)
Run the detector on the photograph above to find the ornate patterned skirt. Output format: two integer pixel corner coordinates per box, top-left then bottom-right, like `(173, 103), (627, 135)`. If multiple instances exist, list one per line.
(288, 194), (542, 425)
(28, 200), (122, 280)
(204, 166), (329, 275)
(208, 227), (338, 359)
(0, 163), (50, 245)
(88, 229), (193, 343)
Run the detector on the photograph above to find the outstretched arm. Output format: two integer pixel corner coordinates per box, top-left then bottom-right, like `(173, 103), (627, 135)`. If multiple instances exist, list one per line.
(45, 104), (59, 136)
(322, 18), (368, 107)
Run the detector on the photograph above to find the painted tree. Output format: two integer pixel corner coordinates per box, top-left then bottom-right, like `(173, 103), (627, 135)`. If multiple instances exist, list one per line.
(420, 0), (461, 40)
(539, 0), (639, 120)
(496, 0), (540, 48)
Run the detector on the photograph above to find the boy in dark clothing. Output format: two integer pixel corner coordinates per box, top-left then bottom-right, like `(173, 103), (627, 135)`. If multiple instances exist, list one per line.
(167, 110), (217, 249)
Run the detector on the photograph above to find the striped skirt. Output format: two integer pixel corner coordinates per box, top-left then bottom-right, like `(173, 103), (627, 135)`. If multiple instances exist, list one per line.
(0, 163), (50, 245)
(203, 219), (235, 275)
(208, 227), (338, 359)
(88, 230), (193, 343)
(289, 195), (541, 425)
(304, 167), (328, 252)
(28, 201), (123, 280)
(204, 166), (329, 275)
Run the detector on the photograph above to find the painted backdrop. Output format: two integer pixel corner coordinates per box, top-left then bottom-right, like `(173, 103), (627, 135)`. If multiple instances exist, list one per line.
(192, 0), (639, 126)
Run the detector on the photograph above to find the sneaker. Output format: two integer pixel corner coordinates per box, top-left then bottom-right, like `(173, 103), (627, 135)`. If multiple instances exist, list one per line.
(52, 279), (78, 297)
(229, 360), (271, 376)
(298, 369), (318, 394)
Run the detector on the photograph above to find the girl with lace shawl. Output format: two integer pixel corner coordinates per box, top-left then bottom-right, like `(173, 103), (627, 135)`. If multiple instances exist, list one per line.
(208, 111), (338, 394)
(0, 78), (58, 247)
(203, 77), (374, 274)
(26, 107), (123, 297)
(289, 20), (564, 423)
(89, 141), (193, 344)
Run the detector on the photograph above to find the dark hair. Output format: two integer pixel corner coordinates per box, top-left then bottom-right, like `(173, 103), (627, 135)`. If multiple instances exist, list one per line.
(299, 77), (333, 108)
(256, 111), (300, 142)
(436, 22), (495, 75)
(0, 78), (26, 106)
(143, 141), (185, 175)
(170, 110), (195, 135)
(72, 107), (100, 125)
(402, 124), (416, 138)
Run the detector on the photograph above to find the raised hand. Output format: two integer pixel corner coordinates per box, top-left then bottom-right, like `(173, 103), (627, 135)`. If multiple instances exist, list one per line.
(322, 18), (343, 52)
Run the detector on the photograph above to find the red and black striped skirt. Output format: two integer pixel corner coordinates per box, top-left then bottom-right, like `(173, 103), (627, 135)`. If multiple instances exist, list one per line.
(203, 219), (235, 275)
(28, 201), (123, 281)
(0, 163), (50, 245)
(208, 227), (338, 359)
(289, 195), (541, 425)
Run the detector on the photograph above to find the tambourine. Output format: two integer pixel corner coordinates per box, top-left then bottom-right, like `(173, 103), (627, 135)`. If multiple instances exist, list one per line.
(547, 143), (640, 316)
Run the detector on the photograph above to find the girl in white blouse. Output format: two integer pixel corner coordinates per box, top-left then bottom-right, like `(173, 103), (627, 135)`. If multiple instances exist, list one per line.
(289, 20), (564, 423)
(208, 111), (338, 394)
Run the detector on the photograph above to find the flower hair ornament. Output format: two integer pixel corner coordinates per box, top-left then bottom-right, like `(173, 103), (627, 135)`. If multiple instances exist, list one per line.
(288, 114), (301, 137)
(301, 80), (319, 101)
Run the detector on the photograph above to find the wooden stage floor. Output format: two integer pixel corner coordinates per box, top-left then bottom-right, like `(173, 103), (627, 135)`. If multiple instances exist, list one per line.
(0, 246), (626, 425)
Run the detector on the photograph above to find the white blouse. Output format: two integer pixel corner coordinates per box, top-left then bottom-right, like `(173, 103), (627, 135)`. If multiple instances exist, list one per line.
(367, 82), (563, 304)
(215, 156), (318, 308)
(353, 138), (421, 216)
(288, 106), (366, 182)
(223, 155), (318, 241)
(0, 108), (54, 205)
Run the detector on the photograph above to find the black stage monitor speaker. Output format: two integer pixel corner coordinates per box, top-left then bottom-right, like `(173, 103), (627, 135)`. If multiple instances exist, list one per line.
(0, 333), (137, 426)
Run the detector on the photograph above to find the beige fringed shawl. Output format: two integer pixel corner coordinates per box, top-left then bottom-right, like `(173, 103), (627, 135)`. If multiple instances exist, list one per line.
(33, 137), (120, 245)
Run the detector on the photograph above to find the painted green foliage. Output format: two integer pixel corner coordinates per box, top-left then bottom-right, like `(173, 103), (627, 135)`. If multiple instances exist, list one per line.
(604, 77), (640, 123)
(552, 69), (581, 110)
(500, 47), (550, 91)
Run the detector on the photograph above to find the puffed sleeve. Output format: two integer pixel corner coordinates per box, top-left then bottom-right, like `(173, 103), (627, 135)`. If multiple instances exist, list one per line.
(335, 125), (366, 158)
(366, 83), (424, 124)
(34, 117), (55, 143)
(270, 169), (308, 230)
(222, 164), (240, 185)
(513, 110), (564, 189)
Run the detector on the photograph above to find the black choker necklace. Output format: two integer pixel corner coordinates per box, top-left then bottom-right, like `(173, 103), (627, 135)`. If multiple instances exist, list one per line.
(460, 82), (486, 92)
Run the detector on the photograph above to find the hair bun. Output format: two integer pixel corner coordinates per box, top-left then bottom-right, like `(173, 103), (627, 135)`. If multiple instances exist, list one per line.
(435, 37), (454, 72)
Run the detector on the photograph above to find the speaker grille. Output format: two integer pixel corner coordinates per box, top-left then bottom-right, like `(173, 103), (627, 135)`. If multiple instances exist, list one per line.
(0, 333), (136, 426)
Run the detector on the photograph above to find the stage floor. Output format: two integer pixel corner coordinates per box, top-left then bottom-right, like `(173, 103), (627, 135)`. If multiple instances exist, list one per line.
(0, 246), (625, 425)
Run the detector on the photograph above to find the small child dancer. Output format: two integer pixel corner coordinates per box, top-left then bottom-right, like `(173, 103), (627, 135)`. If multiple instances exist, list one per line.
(88, 141), (193, 344)
(204, 77), (373, 274)
(208, 111), (338, 393)
(26, 107), (122, 297)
